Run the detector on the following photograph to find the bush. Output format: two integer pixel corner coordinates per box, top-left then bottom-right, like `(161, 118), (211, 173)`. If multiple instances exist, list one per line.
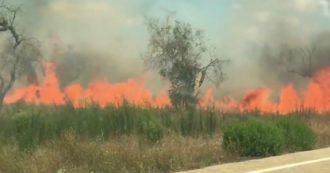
(223, 120), (285, 157)
(275, 117), (316, 151)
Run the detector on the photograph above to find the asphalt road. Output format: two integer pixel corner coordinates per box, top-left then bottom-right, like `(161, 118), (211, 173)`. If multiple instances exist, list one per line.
(177, 147), (330, 173)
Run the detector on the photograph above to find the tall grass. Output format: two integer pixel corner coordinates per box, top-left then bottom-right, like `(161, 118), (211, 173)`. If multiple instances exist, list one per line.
(0, 104), (329, 172)
(0, 104), (327, 151)
(0, 104), (223, 150)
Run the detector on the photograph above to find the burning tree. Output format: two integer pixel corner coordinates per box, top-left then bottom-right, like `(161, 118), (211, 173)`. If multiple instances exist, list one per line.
(144, 16), (228, 108)
(0, 2), (42, 109)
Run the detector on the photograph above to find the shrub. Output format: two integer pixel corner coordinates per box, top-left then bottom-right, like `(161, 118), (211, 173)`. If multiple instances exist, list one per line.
(275, 117), (317, 151)
(223, 120), (285, 157)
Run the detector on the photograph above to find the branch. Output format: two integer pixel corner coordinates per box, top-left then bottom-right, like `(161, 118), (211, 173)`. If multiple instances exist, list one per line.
(0, 2), (24, 100)
(0, 3), (22, 49)
(285, 45), (316, 79)
(197, 58), (227, 88)
(2, 51), (19, 95)
(8, 26), (22, 48)
(200, 59), (219, 71)
(287, 69), (312, 78)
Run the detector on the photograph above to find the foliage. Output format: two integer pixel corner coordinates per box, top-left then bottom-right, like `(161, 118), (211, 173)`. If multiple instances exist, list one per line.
(275, 117), (317, 151)
(0, 104), (327, 172)
(14, 113), (46, 150)
(137, 111), (164, 142)
(144, 16), (227, 108)
(223, 119), (285, 157)
(223, 117), (317, 157)
(2, 104), (221, 150)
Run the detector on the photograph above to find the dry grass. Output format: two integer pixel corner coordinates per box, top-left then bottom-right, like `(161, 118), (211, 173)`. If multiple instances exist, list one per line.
(308, 116), (330, 148)
(0, 132), (230, 173)
(0, 105), (329, 173)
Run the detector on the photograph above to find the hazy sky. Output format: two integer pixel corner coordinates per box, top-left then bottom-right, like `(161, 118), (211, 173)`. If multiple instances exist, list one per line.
(8, 0), (330, 96)
(16, 0), (329, 59)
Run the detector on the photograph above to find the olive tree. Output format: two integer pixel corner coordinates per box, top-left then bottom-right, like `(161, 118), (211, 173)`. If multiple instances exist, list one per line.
(144, 16), (228, 108)
(0, 2), (42, 109)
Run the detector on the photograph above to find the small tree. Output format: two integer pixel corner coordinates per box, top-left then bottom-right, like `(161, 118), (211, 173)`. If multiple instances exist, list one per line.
(0, 2), (43, 109)
(144, 16), (228, 108)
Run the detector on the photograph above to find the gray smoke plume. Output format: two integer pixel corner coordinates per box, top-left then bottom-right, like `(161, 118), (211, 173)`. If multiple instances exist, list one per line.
(9, 0), (151, 88)
(219, 0), (330, 98)
(4, 0), (330, 97)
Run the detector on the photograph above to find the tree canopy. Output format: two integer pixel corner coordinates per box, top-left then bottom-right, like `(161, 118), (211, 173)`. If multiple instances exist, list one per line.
(144, 16), (228, 108)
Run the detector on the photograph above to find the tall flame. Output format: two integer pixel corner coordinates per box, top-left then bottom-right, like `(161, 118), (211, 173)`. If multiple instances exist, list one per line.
(4, 63), (330, 114)
(198, 67), (330, 114)
(4, 63), (171, 108)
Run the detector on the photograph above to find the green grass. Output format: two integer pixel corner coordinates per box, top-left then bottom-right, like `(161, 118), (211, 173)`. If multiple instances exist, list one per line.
(0, 104), (327, 173)
(0, 104), (223, 150)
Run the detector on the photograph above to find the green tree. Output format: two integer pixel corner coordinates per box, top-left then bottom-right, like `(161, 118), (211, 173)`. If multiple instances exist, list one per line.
(144, 16), (228, 108)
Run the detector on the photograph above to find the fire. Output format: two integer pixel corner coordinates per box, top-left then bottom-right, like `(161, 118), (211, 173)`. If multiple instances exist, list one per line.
(4, 63), (172, 108)
(278, 84), (300, 114)
(239, 88), (276, 113)
(198, 67), (330, 114)
(4, 63), (330, 114)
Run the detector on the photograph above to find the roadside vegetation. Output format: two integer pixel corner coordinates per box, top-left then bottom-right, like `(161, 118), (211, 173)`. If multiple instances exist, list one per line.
(0, 2), (328, 173)
(223, 117), (316, 157)
(0, 104), (328, 173)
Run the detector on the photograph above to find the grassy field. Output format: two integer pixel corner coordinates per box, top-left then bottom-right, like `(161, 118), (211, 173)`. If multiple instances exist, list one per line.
(0, 104), (329, 173)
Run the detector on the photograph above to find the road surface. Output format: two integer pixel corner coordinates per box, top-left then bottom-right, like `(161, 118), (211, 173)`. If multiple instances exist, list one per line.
(177, 147), (330, 173)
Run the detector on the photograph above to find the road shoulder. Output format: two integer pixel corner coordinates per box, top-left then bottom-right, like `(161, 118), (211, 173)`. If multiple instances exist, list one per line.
(177, 147), (330, 173)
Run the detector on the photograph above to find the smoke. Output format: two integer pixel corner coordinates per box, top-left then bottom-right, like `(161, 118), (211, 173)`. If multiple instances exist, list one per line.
(3, 0), (330, 98)
(12, 0), (151, 85)
(219, 0), (330, 98)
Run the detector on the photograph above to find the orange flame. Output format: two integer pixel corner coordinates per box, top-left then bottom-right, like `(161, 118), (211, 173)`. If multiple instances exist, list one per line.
(4, 63), (172, 108)
(198, 67), (330, 114)
(4, 63), (330, 114)
(278, 84), (300, 114)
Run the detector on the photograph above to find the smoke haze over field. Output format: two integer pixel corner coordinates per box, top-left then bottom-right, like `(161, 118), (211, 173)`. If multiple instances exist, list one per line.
(6, 0), (330, 98)
(221, 0), (330, 97)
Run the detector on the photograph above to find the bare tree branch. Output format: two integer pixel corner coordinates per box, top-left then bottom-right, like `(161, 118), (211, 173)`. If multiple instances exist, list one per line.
(0, 2), (43, 109)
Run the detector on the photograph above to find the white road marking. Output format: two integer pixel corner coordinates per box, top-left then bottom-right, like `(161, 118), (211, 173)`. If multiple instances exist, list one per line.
(246, 157), (330, 173)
